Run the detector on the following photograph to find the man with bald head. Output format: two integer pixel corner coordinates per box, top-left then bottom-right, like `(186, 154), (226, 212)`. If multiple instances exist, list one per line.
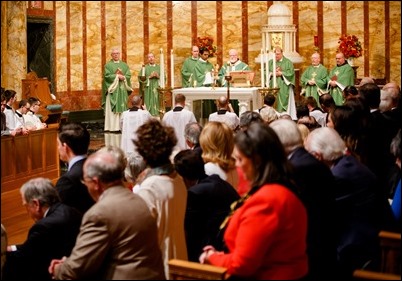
(208, 95), (240, 131)
(49, 146), (165, 280)
(327, 52), (355, 105)
(300, 52), (328, 105)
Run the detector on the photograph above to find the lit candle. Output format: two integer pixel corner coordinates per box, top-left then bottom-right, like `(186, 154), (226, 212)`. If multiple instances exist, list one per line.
(170, 49), (174, 89)
(265, 49), (269, 88)
(260, 49), (264, 87)
(160, 49), (165, 88)
(141, 64), (145, 76)
(273, 48), (277, 88)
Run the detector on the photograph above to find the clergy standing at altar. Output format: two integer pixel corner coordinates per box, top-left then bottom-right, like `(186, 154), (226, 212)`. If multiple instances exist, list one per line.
(218, 49), (251, 115)
(300, 52), (329, 106)
(192, 47), (215, 119)
(138, 52), (164, 117)
(327, 52), (355, 105)
(181, 46), (200, 88)
(268, 46), (296, 119)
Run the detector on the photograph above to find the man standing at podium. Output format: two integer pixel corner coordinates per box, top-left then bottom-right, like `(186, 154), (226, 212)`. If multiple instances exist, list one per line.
(102, 47), (133, 132)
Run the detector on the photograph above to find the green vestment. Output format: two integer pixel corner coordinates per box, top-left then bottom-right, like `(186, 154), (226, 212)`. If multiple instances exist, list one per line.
(300, 64), (328, 105)
(138, 64), (163, 117)
(328, 63), (355, 105)
(181, 57), (199, 88)
(192, 59), (216, 118)
(101, 60), (132, 114)
(268, 56), (295, 113)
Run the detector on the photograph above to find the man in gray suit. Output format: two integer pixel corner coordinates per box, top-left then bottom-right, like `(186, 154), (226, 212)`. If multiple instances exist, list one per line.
(49, 146), (165, 280)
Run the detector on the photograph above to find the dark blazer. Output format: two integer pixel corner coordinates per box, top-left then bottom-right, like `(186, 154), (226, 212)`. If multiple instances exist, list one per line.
(55, 158), (95, 214)
(3, 203), (82, 280)
(185, 174), (240, 262)
(331, 155), (397, 278)
(289, 147), (338, 281)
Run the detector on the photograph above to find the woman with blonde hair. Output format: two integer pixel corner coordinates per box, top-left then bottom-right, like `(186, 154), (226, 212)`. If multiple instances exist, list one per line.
(199, 121), (239, 189)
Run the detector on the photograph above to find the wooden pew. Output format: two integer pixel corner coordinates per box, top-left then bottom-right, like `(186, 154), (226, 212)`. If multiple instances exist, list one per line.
(1, 125), (60, 244)
(169, 259), (229, 280)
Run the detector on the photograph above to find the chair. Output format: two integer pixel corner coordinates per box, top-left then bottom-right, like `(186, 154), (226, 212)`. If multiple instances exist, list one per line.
(353, 230), (401, 280)
(168, 259), (229, 280)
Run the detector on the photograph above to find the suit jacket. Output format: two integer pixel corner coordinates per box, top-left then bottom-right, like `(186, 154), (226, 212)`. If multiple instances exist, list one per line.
(4, 203), (82, 280)
(289, 147), (338, 280)
(55, 158), (95, 214)
(55, 185), (165, 280)
(185, 174), (240, 261)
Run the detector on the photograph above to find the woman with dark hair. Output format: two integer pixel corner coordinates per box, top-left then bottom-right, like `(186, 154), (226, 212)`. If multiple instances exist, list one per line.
(342, 85), (359, 101)
(199, 122), (308, 280)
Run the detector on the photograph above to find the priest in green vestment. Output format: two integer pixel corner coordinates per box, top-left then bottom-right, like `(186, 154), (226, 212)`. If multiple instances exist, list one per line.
(218, 49), (251, 115)
(268, 47), (296, 119)
(102, 47), (133, 132)
(181, 46), (199, 87)
(300, 52), (328, 106)
(138, 53), (165, 117)
(191, 47), (215, 119)
(327, 52), (355, 105)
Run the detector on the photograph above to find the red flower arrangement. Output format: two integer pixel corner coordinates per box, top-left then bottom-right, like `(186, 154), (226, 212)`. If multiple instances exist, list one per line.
(197, 36), (217, 58)
(337, 34), (363, 59)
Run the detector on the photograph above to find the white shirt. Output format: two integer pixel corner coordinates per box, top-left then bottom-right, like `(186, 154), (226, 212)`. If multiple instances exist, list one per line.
(208, 110), (240, 131)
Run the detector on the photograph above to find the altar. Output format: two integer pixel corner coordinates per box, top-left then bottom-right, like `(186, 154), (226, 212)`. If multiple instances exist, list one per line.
(172, 87), (262, 117)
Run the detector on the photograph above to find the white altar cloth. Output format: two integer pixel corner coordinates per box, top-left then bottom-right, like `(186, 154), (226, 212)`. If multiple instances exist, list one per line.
(172, 87), (262, 116)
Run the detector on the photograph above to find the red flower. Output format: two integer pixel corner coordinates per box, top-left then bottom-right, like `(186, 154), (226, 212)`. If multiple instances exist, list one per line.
(197, 36), (217, 58)
(337, 34), (363, 59)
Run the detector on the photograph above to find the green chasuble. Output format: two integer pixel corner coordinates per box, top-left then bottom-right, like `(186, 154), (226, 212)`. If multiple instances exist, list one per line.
(191, 59), (216, 118)
(300, 64), (328, 106)
(101, 60), (132, 114)
(327, 63), (355, 105)
(138, 64), (163, 117)
(218, 60), (250, 115)
(181, 57), (199, 87)
(268, 56), (295, 113)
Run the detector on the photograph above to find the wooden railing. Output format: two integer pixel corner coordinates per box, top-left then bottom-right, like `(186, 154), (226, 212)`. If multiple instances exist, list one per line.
(1, 125), (60, 193)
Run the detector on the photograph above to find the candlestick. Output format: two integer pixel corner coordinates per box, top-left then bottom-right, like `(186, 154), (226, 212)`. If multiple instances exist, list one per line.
(170, 49), (174, 89)
(260, 49), (264, 87)
(273, 48), (277, 88)
(141, 64), (145, 76)
(160, 49), (165, 88)
(265, 49), (269, 88)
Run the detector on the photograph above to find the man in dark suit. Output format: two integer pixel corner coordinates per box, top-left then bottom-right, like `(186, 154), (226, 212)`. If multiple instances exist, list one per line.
(3, 178), (82, 280)
(174, 149), (240, 262)
(270, 119), (338, 281)
(55, 122), (95, 214)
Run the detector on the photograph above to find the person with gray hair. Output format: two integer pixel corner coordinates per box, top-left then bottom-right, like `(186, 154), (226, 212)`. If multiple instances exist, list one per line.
(3, 178), (82, 280)
(184, 121), (203, 156)
(270, 119), (337, 280)
(49, 146), (165, 280)
(305, 127), (397, 279)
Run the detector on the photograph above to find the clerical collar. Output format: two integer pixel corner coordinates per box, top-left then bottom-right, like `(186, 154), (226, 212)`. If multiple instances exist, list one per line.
(113, 60), (120, 63)
(30, 110), (35, 114)
(129, 106), (140, 111)
(6, 105), (12, 110)
(192, 57), (199, 60)
(173, 106), (184, 112)
(313, 64), (320, 68)
(199, 58), (208, 63)
(15, 111), (22, 118)
(337, 62), (348, 67)
(217, 109), (228, 115)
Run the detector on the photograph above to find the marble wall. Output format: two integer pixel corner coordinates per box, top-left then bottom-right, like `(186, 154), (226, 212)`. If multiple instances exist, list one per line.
(1, 1), (400, 111)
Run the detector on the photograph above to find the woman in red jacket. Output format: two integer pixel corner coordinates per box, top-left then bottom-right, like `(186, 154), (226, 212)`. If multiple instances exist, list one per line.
(199, 122), (308, 280)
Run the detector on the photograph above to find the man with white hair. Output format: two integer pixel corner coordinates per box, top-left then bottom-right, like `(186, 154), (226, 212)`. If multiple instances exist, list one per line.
(305, 127), (398, 279)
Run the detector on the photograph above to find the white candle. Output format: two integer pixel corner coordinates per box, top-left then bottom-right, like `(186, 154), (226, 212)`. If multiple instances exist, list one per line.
(261, 49), (264, 87)
(170, 49), (174, 89)
(265, 49), (269, 88)
(141, 64), (145, 76)
(273, 48), (277, 88)
(160, 49), (165, 88)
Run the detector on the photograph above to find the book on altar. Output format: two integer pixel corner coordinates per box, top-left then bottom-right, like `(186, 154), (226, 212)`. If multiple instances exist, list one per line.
(230, 71), (255, 87)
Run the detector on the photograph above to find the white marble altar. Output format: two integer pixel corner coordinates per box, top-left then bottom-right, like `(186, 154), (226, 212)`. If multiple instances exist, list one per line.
(172, 87), (262, 116)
